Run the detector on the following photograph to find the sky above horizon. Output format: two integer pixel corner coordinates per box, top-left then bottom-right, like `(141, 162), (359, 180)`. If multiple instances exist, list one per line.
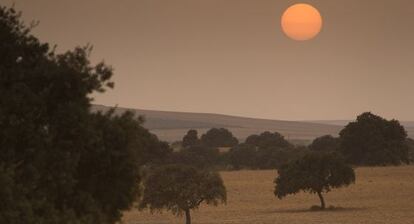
(3, 0), (414, 121)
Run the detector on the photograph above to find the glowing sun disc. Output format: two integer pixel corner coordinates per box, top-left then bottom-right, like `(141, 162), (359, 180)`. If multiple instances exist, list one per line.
(281, 3), (323, 41)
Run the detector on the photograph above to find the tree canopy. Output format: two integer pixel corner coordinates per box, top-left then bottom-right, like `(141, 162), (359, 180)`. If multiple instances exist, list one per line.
(309, 135), (339, 152)
(168, 145), (220, 169)
(245, 131), (292, 149)
(200, 128), (238, 147)
(227, 132), (296, 170)
(406, 138), (414, 163)
(228, 143), (258, 170)
(0, 6), (170, 224)
(182, 129), (200, 148)
(140, 164), (226, 224)
(274, 152), (355, 209)
(339, 112), (409, 165)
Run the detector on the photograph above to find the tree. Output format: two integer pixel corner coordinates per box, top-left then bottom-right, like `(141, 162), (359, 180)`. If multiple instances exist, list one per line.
(0, 6), (170, 224)
(242, 132), (295, 169)
(228, 143), (257, 169)
(407, 138), (414, 163)
(274, 152), (355, 210)
(74, 110), (171, 223)
(255, 147), (297, 169)
(339, 112), (409, 165)
(309, 135), (339, 152)
(169, 145), (220, 169)
(140, 165), (226, 224)
(182, 129), (200, 148)
(245, 131), (292, 149)
(200, 128), (238, 147)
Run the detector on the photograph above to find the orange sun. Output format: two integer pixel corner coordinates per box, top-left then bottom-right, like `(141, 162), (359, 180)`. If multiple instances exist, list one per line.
(281, 3), (323, 41)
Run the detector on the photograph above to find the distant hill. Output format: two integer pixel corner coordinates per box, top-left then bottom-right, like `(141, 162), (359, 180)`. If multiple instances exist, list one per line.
(92, 105), (414, 143)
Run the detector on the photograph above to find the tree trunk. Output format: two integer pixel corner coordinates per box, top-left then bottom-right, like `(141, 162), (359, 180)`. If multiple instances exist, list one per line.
(317, 191), (325, 209)
(185, 209), (191, 224)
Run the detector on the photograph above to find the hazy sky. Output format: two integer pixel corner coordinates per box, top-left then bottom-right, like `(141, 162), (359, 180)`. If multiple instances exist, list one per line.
(2, 0), (414, 120)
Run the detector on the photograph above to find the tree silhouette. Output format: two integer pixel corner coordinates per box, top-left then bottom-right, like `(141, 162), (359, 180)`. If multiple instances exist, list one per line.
(201, 128), (238, 147)
(182, 129), (200, 148)
(274, 152), (355, 209)
(228, 143), (257, 169)
(407, 138), (414, 162)
(169, 145), (220, 169)
(309, 135), (339, 152)
(140, 165), (226, 224)
(340, 112), (409, 165)
(245, 131), (292, 149)
(0, 6), (170, 224)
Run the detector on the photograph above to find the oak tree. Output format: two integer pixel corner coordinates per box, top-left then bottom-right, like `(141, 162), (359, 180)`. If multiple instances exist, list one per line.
(274, 152), (355, 209)
(0, 6), (170, 224)
(140, 165), (226, 224)
(340, 112), (409, 165)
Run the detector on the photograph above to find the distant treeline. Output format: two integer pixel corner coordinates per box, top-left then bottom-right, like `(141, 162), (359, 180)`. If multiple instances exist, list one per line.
(167, 112), (414, 170)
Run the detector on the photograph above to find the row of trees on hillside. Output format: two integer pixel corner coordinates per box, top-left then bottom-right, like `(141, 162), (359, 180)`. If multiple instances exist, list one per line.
(228, 132), (305, 169)
(180, 129), (306, 170)
(182, 128), (239, 148)
(176, 112), (412, 170)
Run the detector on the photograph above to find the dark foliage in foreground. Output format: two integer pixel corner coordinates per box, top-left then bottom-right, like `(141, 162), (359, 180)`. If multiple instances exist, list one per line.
(0, 6), (170, 224)
(407, 138), (414, 162)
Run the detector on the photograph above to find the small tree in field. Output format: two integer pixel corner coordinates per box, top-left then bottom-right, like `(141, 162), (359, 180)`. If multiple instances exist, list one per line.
(140, 165), (226, 224)
(274, 152), (355, 210)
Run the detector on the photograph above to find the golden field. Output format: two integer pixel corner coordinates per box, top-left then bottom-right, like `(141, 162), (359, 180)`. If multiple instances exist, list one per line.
(123, 166), (414, 224)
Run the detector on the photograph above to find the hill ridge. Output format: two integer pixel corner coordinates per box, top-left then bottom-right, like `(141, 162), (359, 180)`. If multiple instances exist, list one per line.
(92, 105), (414, 142)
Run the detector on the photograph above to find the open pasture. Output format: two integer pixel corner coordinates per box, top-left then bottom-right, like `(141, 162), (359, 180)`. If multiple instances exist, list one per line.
(123, 166), (414, 224)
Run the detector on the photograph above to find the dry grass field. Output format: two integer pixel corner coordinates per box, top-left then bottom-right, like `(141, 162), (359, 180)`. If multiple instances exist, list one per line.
(123, 166), (414, 224)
